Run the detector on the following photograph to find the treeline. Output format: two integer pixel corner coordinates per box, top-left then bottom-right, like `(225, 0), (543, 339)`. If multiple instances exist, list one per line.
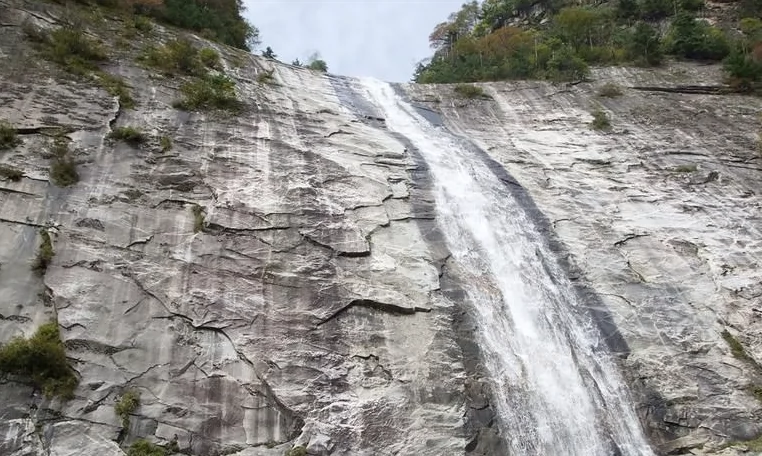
(58, 0), (258, 50)
(414, 0), (762, 89)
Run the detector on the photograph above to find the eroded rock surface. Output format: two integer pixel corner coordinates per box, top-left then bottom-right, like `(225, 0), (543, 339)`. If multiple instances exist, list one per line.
(402, 65), (762, 454)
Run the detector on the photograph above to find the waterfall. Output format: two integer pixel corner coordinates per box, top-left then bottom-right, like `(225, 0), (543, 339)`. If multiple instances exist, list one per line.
(359, 78), (654, 456)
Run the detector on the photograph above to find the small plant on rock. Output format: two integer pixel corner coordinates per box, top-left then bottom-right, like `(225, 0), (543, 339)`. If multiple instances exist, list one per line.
(159, 136), (172, 153)
(44, 26), (108, 75)
(32, 229), (54, 273)
(286, 446), (307, 456)
(199, 48), (221, 69)
(0, 322), (78, 399)
(453, 83), (486, 99)
(257, 69), (276, 85)
(174, 74), (241, 112)
(115, 388), (141, 428)
(127, 439), (167, 456)
(109, 126), (147, 146)
(597, 82), (623, 98)
(98, 72), (135, 108)
(141, 38), (204, 76)
(49, 137), (79, 187)
(0, 121), (21, 150)
(590, 109), (612, 131)
(0, 164), (24, 181)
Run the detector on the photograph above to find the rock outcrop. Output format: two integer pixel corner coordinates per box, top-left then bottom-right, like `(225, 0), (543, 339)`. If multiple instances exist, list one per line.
(1, 1), (761, 455)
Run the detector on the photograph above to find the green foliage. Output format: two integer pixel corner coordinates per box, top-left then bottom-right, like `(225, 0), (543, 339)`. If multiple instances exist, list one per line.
(127, 439), (167, 456)
(666, 13), (730, 61)
(629, 22), (663, 66)
(132, 15), (153, 33)
(679, 0), (704, 12)
(49, 137), (79, 187)
(590, 108), (612, 130)
(262, 46), (277, 59)
(307, 59), (328, 72)
(674, 164), (697, 172)
(191, 204), (205, 233)
(722, 329), (755, 362)
(0, 121), (21, 150)
(155, 0), (259, 51)
(0, 322), (78, 399)
(97, 72), (135, 108)
(175, 74), (241, 112)
(638, 0), (673, 21)
(453, 83), (486, 98)
(109, 126), (146, 145)
(115, 388), (140, 428)
(285, 447), (307, 456)
(598, 82), (623, 97)
(199, 48), (221, 69)
(141, 39), (204, 76)
(43, 26), (108, 75)
(159, 136), (172, 152)
(724, 49), (762, 90)
(616, 0), (640, 20)
(32, 229), (54, 272)
(0, 165), (24, 181)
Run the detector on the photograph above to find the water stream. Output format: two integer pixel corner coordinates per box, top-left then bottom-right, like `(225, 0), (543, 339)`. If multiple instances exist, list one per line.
(359, 78), (654, 456)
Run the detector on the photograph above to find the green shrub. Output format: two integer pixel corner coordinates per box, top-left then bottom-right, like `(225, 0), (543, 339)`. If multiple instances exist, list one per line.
(0, 322), (78, 399)
(127, 439), (167, 456)
(0, 165), (24, 181)
(0, 121), (21, 150)
(97, 72), (135, 108)
(174, 74), (241, 112)
(628, 22), (663, 66)
(307, 59), (328, 72)
(199, 48), (221, 69)
(639, 0), (672, 20)
(115, 388), (141, 428)
(590, 109), (612, 130)
(50, 159), (78, 186)
(32, 229), (54, 272)
(159, 136), (172, 152)
(286, 447), (307, 456)
(724, 49), (762, 90)
(598, 82), (623, 97)
(109, 126), (146, 145)
(44, 26), (108, 75)
(453, 83), (486, 98)
(191, 204), (205, 233)
(141, 39), (204, 76)
(133, 15), (153, 33)
(666, 14), (731, 61)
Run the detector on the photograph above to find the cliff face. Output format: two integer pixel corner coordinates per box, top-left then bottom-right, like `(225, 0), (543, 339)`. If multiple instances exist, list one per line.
(0, 1), (761, 456)
(402, 65), (762, 454)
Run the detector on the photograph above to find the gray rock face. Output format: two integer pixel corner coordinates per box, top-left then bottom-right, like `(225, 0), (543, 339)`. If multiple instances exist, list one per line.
(402, 65), (762, 454)
(0, 1), (760, 455)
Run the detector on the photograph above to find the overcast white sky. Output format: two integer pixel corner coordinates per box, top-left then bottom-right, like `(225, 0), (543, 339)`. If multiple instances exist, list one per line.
(243, 1), (463, 82)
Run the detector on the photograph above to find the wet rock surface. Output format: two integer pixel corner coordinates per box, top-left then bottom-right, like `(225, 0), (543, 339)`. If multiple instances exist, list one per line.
(402, 66), (762, 454)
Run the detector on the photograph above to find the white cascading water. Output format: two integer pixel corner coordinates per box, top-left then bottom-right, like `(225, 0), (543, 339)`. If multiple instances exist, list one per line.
(359, 78), (654, 456)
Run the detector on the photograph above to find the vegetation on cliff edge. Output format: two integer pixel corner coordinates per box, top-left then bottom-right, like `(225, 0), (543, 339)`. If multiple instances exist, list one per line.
(414, 0), (762, 89)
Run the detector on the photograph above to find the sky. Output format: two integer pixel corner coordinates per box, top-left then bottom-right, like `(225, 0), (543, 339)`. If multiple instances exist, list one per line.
(243, 1), (464, 83)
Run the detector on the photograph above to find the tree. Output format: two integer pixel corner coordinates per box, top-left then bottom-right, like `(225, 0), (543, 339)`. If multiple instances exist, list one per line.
(629, 22), (663, 65)
(306, 53), (328, 72)
(616, 0), (639, 20)
(291, 58), (302, 67)
(666, 13), (730, 61)
(262, 46), (277, 59)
